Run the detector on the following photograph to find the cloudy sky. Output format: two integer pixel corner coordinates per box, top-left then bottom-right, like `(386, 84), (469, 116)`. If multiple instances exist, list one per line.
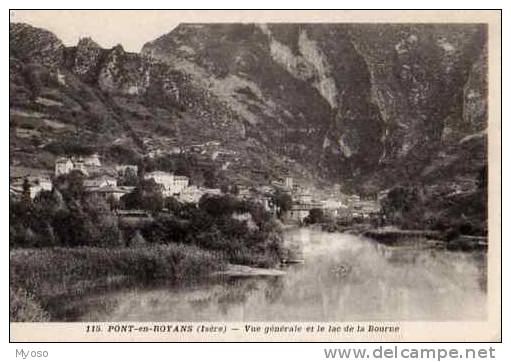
(10, 10), (180, 52)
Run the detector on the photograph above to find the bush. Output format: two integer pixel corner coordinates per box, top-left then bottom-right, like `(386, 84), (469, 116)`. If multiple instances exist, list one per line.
(199, 194), (238, 217)
(10, 182), (123, 249)
(43, 140), (95, 156)
(107, 144), (141, 165)
(138, 196), (283, 267)
(272, 190), (292, 215)
(305, 208), (325, 224)
(121, 178), (164, 214)
(380, 183), (487, 236)
(117, 167), (138, 186)
(129, 231), (146, 247)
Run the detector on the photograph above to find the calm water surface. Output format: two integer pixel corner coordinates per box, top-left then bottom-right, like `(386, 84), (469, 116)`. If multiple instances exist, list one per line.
(67, 228), (487, 321)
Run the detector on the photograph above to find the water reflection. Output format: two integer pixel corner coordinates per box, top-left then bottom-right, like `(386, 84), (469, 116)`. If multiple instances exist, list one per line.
(66, 228), (487, 321)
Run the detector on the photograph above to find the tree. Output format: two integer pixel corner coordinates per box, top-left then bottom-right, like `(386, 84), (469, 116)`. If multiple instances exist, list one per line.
(48, 194), (122, 247)
(305, 208), (325, 224)
(245, 201), (272, 227)
(108, 144), (141, 165)
(380, 186), (420, 224)
(272, 190), (292, 216)
(130, 230), (146, 247)
(203, 168), (219, 188)
(54, 170), (85, 202)
(21, 178), (31, 203)
(199, 194), (237, 217)
(220, 183), (230, 194)
(33, 189), (65, 213)
(121, 178), (164, 214)
(164, 196), (182, 215)
(231, 184), (240, 196)
(106, 194), (120, 211)
(52, 205), (89, 247)
(12, 191), (54, 248)
(119, 167), (138, 186)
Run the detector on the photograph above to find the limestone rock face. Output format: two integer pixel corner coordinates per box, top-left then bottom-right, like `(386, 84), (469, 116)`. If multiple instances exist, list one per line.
(353, 26), (485, 143)
(71, 37), (103, 82)
(142, 23), (487, 190)
(10, 23), (65, 69)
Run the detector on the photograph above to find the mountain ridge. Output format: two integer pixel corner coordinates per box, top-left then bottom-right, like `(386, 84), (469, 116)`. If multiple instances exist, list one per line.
(10, 21), (488, 197)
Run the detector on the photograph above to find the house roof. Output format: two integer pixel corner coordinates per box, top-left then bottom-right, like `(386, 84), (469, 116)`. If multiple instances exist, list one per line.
(56, 157), (72, 163)
(87, 186), (132, 193)
(116, 164), (138, 170)
(145, 171), (173, 177)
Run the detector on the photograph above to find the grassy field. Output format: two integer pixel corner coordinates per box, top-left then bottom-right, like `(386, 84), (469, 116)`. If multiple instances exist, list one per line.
(10, 244), (226, 322)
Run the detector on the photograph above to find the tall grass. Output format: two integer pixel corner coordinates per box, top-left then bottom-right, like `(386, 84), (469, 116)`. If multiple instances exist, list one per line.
(10, 287), (49, 322)
(10, 244), (226, 321)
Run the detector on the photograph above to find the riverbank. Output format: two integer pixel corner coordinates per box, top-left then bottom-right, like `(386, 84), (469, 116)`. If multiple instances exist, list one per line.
(11, 227), (488, 322)
(363, 228), (441, 245)
(362, 227), (487, 251)
(214, 264), (286, 277)
(10, 244), (226, 322)
(315, 221), (487, 251)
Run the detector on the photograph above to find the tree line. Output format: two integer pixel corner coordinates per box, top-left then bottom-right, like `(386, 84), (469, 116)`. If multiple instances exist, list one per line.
(10, 170), (284, 267)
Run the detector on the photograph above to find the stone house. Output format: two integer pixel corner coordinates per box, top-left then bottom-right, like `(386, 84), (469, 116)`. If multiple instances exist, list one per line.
(174, 175), (190, 194)
(144, 171), (190, 197)
(10, 175), (53, 199)
(284, 200), (324, 223)
(116, 165), (139, 176)
(54, 154), (102, 177)
(177, 185), (204, 204)
(84, 176), (118, 189)
(295, 192), (313, 204)
(83, 153), (101, 167)
(55, 157), (74, 176)
(87, 185), (135, 201)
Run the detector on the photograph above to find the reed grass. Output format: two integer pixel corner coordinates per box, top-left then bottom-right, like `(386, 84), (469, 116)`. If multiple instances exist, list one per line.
(10, 244), (226, 321)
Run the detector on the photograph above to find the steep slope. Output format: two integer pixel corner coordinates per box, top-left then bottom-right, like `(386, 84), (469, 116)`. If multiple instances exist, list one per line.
(349, 24), (487, 185)
(142, 23), (487, 193)
(9, 23), (319, 188)
(142, 24), (385, 185)
(10, 22), (488, 199)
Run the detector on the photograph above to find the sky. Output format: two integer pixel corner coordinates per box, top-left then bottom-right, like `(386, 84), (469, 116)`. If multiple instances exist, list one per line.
(10, 10), (497, 53)
(10, 10), (180, 52)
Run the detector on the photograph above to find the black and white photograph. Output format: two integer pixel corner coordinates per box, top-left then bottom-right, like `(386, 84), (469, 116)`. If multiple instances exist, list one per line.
(8, 10), (501, 342)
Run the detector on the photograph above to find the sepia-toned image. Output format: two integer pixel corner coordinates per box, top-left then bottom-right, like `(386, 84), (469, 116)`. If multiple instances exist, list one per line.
(9, 10), (501, 342)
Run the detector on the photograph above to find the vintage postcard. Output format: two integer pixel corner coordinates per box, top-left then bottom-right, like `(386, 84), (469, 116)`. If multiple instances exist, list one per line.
(9, 10), (501, 342)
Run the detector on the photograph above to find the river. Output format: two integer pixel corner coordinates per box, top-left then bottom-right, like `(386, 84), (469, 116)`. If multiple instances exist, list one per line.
(63, 228), (487, 321)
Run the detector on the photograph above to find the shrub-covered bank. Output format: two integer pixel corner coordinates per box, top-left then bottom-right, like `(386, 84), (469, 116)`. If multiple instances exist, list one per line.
(380, 184), (487, 238)
(10, 172), (285, 321)
(10, 244), (225, 321)
(10, 172), (284, 267)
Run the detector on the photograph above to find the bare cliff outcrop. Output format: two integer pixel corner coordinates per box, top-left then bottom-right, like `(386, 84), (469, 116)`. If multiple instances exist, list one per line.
(10, 23), (64, 70)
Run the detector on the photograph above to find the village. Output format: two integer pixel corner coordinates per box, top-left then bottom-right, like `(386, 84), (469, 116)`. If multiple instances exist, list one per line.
(9, 14), (493, 331)
(9, 148), (383, 225)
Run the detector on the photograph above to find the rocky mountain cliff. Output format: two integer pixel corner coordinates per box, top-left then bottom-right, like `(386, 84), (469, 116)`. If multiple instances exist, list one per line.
(10, 22), (488, 196)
